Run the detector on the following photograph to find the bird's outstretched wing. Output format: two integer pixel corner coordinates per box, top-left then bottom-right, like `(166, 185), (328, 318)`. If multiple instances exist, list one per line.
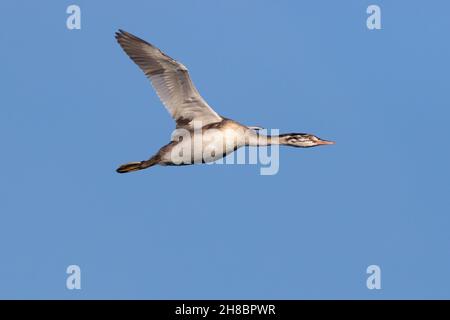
(115, 30), (222, 129)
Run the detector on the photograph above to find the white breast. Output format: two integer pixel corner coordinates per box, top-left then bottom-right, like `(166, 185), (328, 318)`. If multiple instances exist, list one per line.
(161, 127), (247, 164)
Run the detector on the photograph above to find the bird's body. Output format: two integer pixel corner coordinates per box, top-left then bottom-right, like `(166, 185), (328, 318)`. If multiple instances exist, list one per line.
(126, 119), (253, 170)
(115, 30), (334, 173)
(165, 119), (248, 164)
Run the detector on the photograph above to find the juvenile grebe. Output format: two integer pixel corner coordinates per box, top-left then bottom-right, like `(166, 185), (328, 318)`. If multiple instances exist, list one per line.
(115, 30), (334, 173)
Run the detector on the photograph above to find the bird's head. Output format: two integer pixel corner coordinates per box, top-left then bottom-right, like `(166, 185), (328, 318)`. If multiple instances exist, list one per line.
(278, 133), (335, 148)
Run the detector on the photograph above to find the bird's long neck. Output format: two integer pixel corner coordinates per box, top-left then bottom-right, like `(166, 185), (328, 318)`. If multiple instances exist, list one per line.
(246, 132), (286, 147)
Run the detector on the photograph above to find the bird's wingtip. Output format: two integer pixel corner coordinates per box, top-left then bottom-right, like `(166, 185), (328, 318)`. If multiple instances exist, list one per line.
(115, 29), (128, 39)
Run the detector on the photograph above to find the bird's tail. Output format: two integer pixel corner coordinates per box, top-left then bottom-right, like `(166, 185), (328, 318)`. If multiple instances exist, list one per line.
(116, 157), (158, 174)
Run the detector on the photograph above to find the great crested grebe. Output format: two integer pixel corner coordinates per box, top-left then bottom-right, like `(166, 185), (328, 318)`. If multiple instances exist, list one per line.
(115, 30), (334, 173)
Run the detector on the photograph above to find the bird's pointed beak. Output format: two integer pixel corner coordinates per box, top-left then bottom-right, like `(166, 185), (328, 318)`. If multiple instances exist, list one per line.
(316, 139), (335, 145)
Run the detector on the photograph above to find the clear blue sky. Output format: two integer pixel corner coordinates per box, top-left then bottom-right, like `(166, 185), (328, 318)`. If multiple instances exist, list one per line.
(1, 0), (449, 299)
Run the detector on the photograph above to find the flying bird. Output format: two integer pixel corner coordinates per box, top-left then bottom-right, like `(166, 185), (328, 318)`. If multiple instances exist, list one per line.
(115, 30), (334, 173)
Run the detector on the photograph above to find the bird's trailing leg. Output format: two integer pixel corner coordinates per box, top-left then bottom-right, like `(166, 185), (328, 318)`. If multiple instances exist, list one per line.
(116, 156), (159, 173)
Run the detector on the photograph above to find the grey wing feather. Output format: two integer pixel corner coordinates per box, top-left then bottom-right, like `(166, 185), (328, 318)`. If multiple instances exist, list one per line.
(115, 30), (222, 129)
